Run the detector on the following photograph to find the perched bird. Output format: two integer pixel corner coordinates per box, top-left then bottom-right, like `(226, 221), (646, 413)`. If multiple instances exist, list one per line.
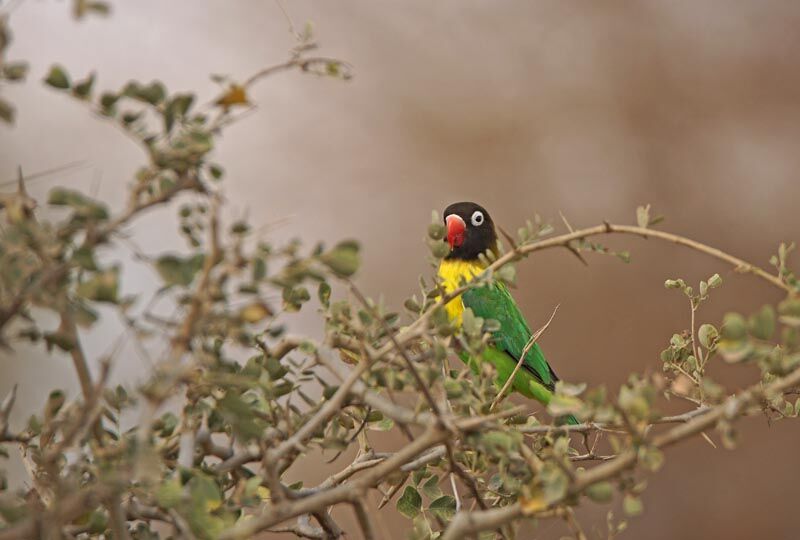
(437, 201), (577, 424)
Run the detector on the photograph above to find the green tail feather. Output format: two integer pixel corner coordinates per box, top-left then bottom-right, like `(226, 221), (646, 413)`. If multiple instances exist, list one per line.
(459, 349), (580, 426)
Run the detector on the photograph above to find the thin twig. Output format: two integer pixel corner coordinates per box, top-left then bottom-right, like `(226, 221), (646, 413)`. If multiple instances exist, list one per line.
(490, 304), (559, 411)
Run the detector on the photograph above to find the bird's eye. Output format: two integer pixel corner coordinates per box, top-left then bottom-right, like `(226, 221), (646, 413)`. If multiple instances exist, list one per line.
(471, 210), (484, 226)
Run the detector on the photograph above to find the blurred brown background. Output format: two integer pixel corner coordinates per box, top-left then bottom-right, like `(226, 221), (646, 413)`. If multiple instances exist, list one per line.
(2, 1), (800, 538)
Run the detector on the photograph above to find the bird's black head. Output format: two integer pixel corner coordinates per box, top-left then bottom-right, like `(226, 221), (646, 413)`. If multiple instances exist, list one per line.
(442, 201), (498, 261)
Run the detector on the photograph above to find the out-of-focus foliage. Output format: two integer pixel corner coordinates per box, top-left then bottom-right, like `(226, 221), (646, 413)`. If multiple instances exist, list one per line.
(1, 7), (799, 540)
(0, 14), (30, 124)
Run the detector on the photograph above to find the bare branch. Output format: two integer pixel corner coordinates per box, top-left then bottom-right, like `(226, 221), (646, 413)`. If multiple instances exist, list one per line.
(352, 498), (376, 540)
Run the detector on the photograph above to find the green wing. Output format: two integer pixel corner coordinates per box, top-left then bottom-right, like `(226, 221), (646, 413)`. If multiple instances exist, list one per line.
(461, 283), (577, 424)
(463, 283), (558, 386)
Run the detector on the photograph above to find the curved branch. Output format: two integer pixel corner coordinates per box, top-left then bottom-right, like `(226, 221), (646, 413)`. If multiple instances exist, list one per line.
(518, 406), (712, 435)
(368, 221), (793, 378)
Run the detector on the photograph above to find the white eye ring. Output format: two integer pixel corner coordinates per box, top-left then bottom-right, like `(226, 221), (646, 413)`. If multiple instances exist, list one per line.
(471, 210), (484, 226)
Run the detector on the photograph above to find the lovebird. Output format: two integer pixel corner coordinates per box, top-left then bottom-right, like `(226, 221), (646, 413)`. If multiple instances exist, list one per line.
(437, 201), (578, 424)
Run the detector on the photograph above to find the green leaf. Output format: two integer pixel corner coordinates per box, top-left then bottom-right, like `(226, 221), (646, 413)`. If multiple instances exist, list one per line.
(720, 313), (747, 341)
(322, 385), (338, 400)
(0, 97), (15, 124)
(72, 72), (95, 100)
(370, 417), (394, 431)
(617, 385), (649, 420)
(171, 93), (194, 116)
(410, 515), (434, 540)
(482, 318), (501, 333)
(48, 188), (109, 220)
(164, 93), (195, 133)
(218, 392), (263, 441)
(77, 268), (120, 304)
(265, 356), (288, 381)
(779, 298), (800, 327)
(540, 462), (569, 506)
(623, 494), (643, 516)
(429, 239), (450, 259)
(365, 410), (383, 423)
(74, 0), (111, 18)
(44, 65), (71, 89)
(412, 467), (431, 486)
(698, 324), (718, 349)
(495, 264), (516, 285)
(2, 61), (29, 81)
(282, 286), (311, 311)
(43, 331), (76, 352)
(155, 254), (205, 287)
(547, 393), (583, 416)
(420, 475), (442, 500)
(87, 1), (111, 16)
(444, 378), (463, 399)
(44, 390), (66, 421)
(586, 481), (613, 503)
(460, 308), (483, 337)
(122, 110), (142, 125)
(99, 92), (120, 114)
(319, 240), (360, 277)
(748, 305), (775, 340)
(208, 163), (224, 180)
(239, 302), (272, 323)
(638, 446), (664, 471)
(318, 282), (331, 307)
(230, 221), (249, 235)
(251, 257), (267, 281)
(428, 223), (445, 241)
(428, 495), (457, 520)
(153, 412), (179, 437)
(397, 486), (422, 519)
(615, 250), (631, 263)
(128, 80), (166, 105)
(72, 246), (99, 271)
(481, 430), (515, 451)
(636, 204), (650, 228)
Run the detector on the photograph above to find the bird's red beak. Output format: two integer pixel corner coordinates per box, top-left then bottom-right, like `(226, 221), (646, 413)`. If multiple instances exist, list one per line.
(446, 214), (466, 250)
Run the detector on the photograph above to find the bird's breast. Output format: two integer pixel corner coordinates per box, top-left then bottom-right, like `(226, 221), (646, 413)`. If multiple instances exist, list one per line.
(436, 259), (486, 327)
